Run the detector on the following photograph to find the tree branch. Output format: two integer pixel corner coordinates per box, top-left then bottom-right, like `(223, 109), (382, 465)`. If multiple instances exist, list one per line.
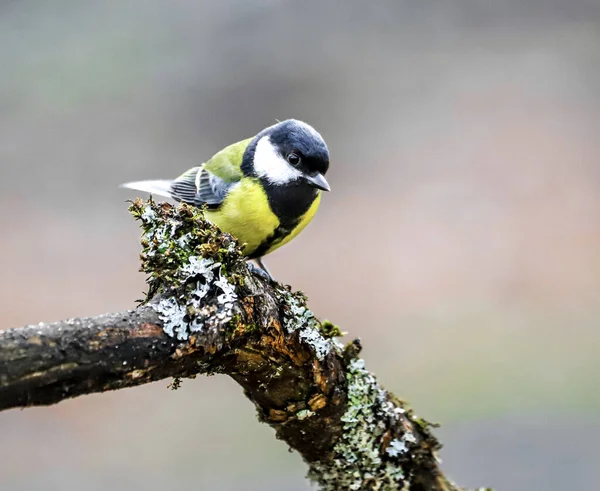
(0, 307), (199, 408)
(0, 199), (487, 491)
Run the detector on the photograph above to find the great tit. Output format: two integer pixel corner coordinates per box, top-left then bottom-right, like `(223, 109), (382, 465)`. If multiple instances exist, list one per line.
(122, 119), (330, 280)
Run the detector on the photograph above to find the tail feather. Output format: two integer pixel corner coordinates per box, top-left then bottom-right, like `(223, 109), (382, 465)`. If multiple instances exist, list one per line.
(121, 180), (174, 199)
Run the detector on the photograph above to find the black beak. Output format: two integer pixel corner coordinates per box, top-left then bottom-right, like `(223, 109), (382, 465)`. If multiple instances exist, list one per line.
(305, 172), (331, 192)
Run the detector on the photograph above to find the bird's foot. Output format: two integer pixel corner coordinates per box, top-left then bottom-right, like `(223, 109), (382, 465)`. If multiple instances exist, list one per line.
(247, 258), (274, 282)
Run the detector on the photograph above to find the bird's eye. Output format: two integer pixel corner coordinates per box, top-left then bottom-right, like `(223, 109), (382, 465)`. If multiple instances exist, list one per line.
(287, 152), (301, 166)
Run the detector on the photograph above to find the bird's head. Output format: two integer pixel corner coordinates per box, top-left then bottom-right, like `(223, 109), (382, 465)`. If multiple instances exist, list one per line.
(247, 119), (330, 191)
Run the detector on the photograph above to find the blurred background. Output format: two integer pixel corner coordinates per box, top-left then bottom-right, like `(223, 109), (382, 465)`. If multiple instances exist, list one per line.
(1, 1), (599, 490)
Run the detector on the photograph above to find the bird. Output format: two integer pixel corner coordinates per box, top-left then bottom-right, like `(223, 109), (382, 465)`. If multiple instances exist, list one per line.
(122, 119), (330, 280)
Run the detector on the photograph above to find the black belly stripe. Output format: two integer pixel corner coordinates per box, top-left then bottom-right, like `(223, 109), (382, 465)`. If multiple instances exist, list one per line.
(249, 178), (318, 258)
(249, 220), (300, 259)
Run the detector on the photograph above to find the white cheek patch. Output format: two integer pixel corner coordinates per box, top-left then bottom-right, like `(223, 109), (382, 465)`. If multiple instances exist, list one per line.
(253, 136), (303, 184)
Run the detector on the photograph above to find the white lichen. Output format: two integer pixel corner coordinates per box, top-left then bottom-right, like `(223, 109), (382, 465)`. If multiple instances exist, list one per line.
(298, 328), (331, 360)
(213, 273), (237, 306)
(154, 297), (187, 339)
(281, 292), (335, 360)
(296, 409), (315, 420)
(284, 294), (316, 331)
(308, 358), (413, 490)
(182, 256), (219, 283)
(386, 439), (407, 457)
(153, 255), (237, 340)
(141, 205), (157, 222)
(167, 218), (180, 238)
(404, 432), (416, 444)
(177, 233), (192, 249)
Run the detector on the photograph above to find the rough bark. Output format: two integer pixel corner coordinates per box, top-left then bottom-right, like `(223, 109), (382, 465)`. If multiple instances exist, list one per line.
(0, 199), (487, 491)
(0, 283), (347, 464)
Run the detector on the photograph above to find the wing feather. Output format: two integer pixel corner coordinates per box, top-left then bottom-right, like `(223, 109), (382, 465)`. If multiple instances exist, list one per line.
(196, 168), (230, 206)
(173, 137), (250, 207)
(121, 180), (173, 198)
(123, 138), (251, 208)
(170, 167), (201, 203)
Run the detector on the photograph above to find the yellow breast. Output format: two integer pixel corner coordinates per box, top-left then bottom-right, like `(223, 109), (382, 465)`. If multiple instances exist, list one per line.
(263, 192), (321, 255)
(204, 179), (321, 257)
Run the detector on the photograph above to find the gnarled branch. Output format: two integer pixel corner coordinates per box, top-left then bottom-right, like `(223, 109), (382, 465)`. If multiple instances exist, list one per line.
(0, 199), (486, 491)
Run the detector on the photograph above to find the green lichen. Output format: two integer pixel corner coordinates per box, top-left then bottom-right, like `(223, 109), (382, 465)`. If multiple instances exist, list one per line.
(308, 358), (416, 490)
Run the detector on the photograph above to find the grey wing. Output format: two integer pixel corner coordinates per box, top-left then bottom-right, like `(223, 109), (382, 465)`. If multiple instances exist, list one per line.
(170, 166), (232, 208)
(197, 167), (231, 206)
